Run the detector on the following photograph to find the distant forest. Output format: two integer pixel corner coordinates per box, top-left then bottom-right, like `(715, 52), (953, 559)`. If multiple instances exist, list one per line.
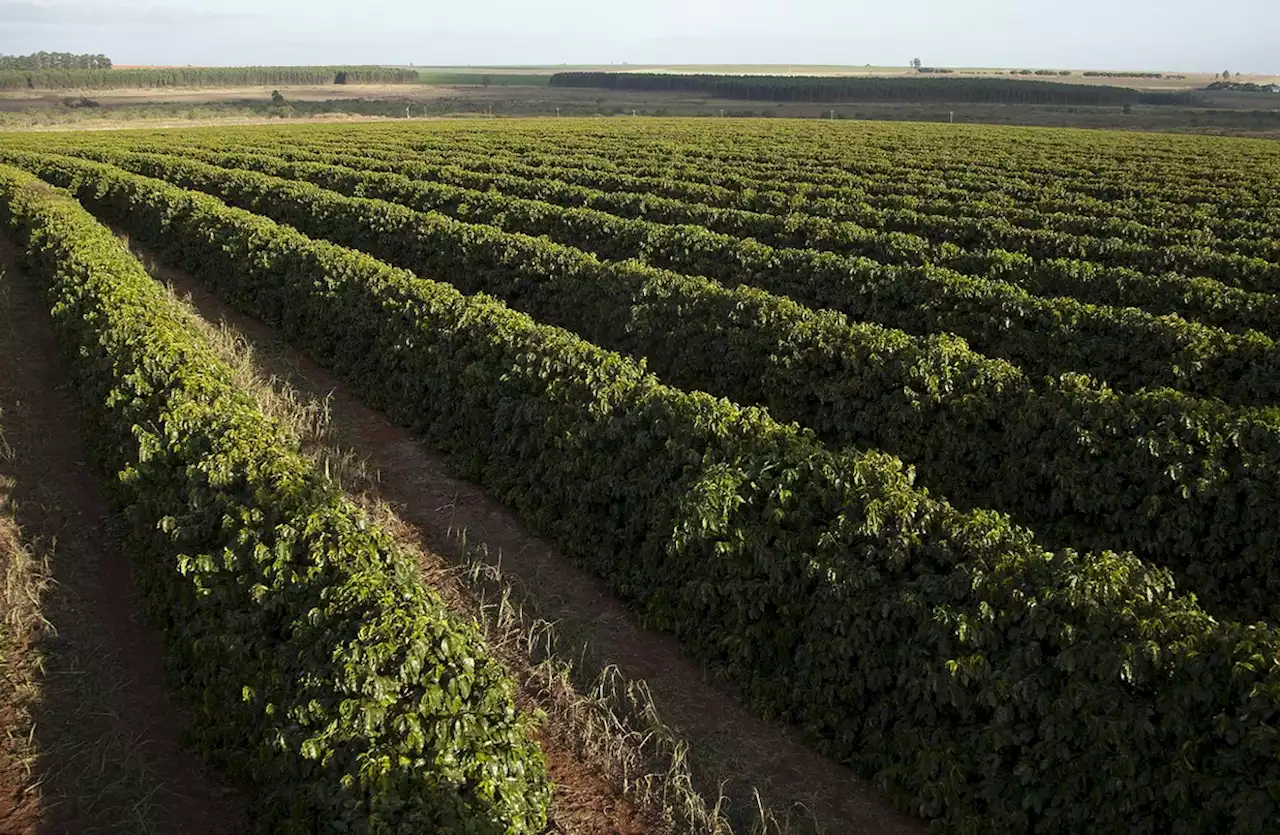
(0, 51), (113, 70)
(548, 72), (1200, 107)
(0, 64), (419, 92)
(1207, 81), (1280, 92)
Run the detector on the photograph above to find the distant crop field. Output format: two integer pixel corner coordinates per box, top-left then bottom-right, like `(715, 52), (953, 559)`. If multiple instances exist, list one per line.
(415, 70), (551, 86)
(0, 118), (1278, 834)
(406, 63), (1279, 91)
(548, 71), (1205, 106)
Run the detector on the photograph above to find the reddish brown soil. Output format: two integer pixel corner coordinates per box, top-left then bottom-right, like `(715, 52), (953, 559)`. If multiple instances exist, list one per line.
(0, 706), (38, 835)
(144, 251), (926, 834)
(0, 243), (253, 834)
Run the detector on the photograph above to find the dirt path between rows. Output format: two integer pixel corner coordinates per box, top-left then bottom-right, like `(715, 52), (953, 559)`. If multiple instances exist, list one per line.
(0, 242), (253, 835)
(142, 251), (926, 835)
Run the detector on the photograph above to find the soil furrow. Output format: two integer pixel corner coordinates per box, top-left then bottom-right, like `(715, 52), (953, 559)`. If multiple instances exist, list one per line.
(0, 240), (252, 835)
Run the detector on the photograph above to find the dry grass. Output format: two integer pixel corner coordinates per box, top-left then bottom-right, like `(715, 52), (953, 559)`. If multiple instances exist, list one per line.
(451, 536), (824, 834)
(0, 479), (53, 808)
(0, 268), (56, 825)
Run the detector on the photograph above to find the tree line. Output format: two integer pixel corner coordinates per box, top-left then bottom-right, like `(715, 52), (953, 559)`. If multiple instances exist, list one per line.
(0, 66), (420, 92)
(548, 72), (1199, 106)
(1081, 71), (1176, 79)
(0, 51), (112, 70)
(1207, 81), (1280, 92)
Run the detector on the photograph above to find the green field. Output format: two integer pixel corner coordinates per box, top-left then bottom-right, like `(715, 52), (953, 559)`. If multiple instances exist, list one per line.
(1, 118), (1278, 834)
(415, 70), (552, 86)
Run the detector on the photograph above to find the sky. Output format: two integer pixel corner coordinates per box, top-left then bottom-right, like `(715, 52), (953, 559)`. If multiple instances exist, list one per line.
(0, 0), (1275, 74)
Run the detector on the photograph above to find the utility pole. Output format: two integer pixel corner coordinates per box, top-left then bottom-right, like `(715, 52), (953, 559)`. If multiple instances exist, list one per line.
(949, 111), (954, 123)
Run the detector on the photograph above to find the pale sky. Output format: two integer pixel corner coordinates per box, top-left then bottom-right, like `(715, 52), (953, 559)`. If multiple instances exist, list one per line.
(0, 0), (1275, 73)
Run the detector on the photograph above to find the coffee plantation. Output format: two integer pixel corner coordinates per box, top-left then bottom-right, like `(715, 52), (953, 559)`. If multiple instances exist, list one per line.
(1, 118), (1277, 834)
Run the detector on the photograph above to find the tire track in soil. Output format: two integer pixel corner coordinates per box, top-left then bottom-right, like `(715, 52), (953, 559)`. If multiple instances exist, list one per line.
(0, 242), (253, 835)
(141, 251), (927, 835)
